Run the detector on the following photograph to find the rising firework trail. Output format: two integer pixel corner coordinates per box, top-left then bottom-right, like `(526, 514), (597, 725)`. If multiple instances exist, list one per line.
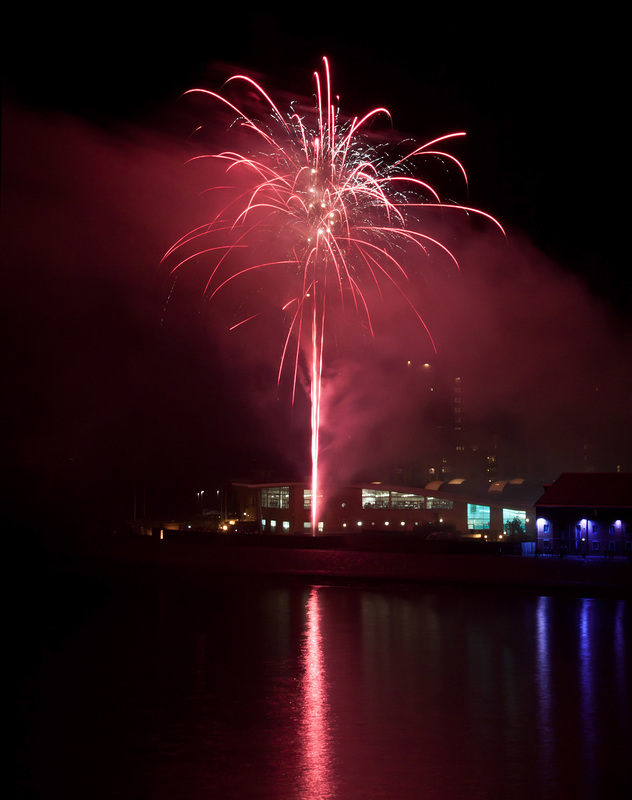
(165, 57), (504, 532)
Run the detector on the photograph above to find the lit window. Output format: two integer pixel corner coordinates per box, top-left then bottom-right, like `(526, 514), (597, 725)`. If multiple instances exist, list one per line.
(427, 497), (453, 509)
(362, 488), (389, 509)
(467, 504), (490, 530)
(391, 491), (425, 509)
(502, 509), (526, 534)
(303, 489), (323, 509)
(261, 486), (290, 509)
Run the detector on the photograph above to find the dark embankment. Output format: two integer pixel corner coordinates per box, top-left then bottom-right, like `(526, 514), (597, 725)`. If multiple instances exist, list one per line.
(53, 530), (632, 597)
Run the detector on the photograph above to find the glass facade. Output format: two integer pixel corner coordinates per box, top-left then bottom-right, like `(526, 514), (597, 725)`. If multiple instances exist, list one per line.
(390, 491), (425, 509)
(303, 489), (323, 509)
(362, 488), (390, 509)
(426, 497), (454, 510)
(261, 486), (289, 509)
(502, 508), (526, 534)
(362, 489), (426, 509)
(467, 503), (490, 530)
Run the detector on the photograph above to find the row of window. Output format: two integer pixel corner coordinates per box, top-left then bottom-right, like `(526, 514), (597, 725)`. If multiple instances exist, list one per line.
(361, 489), (454, 511)
(575, 523), (621, 535)
(540, 522), (625, 535)
(467, 505), (527, 532)
(261, 519), (291, 531)
(260, 486), (458, 512)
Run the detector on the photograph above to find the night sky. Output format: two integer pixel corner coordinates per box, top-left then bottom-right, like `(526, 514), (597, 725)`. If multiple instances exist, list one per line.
(3, 7), (630, 530)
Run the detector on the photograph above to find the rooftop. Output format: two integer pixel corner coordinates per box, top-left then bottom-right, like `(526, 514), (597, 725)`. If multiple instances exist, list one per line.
(535, 473), (632, 508)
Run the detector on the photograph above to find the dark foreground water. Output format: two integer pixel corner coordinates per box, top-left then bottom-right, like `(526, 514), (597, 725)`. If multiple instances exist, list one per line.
(18, 569), (630, 800)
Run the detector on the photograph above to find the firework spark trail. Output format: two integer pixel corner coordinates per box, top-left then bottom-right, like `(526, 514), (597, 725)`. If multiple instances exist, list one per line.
(311, 292), (324, 533)
(166, 57), (504, 532)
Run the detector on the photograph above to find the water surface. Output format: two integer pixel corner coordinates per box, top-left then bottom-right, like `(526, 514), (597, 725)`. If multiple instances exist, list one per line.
(19, 571), (630, 799)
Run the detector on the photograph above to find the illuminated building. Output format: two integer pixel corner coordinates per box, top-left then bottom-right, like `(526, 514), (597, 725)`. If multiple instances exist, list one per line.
(229, 478), (537, 540)
(535, 473), (632, 556)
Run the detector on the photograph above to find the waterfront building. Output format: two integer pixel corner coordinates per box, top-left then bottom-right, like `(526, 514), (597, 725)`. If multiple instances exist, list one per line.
(228, 478), (538, 540)
(535, 473), (632, 556)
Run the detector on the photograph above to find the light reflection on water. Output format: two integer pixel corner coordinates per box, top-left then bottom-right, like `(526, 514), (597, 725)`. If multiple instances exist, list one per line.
(578, 598), (596, 790)
(300, 588), (333, 799)
(535, 596), (554, 788)
(615, 600), (629, 732)
(20, 574), (631, 800)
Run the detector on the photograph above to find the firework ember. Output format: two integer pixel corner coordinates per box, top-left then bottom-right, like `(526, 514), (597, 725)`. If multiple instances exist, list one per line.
(165, 57), (504, 532)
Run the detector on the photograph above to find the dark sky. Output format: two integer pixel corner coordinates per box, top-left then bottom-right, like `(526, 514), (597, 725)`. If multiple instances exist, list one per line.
(3, 7), (630, 526)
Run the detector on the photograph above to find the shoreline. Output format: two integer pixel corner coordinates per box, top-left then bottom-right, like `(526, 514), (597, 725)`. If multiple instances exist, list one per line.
(68, 534), (631, 597)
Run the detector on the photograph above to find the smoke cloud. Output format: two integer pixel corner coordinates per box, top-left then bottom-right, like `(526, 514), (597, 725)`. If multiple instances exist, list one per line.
(3, 94), (630, 526)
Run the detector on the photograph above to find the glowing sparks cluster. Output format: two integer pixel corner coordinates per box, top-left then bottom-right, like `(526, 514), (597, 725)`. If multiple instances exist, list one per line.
(166, 57), (503, 531)
(166, 57), (502, 359)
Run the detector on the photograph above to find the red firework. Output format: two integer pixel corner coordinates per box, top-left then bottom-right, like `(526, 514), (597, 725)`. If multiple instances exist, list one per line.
(165, 57), (504, 531)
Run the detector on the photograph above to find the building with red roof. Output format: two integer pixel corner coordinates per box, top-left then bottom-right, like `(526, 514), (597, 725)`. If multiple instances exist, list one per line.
(535, 473), (632, 556)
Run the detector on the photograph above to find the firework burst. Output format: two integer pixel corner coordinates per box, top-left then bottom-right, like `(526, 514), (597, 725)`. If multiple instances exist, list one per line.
(165, 57), (504, 531)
